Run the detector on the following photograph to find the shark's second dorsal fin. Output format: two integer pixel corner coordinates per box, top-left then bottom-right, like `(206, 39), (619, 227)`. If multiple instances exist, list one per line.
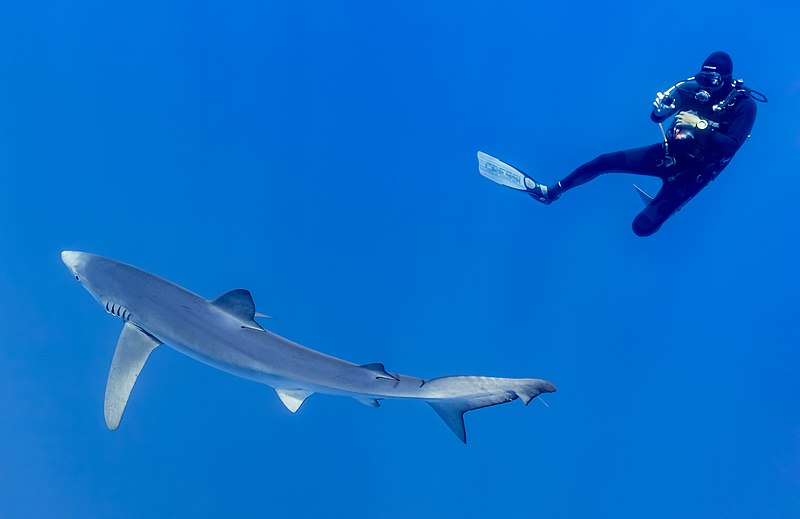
(105, 322), (161, 430)
(360, 363), (400, 381)
(212, 289), (256, 321)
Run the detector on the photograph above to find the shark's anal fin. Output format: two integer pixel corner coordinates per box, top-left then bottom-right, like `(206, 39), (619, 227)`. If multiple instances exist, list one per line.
(105, 322), (161, 430)
(359, 363), (400, 381)
(275, 388), (313, 413)
(355, 398), (381, 408)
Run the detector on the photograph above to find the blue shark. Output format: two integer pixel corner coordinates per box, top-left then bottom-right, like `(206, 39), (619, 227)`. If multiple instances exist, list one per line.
(61, 251), (555, 442)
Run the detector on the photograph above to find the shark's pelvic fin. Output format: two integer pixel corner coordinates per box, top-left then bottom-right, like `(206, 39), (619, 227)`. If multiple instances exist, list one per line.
(105, 322), (161, 430)
(359, 363), (400, 381)
(275, 388), (313, 413)
(212, 289), (257, 320)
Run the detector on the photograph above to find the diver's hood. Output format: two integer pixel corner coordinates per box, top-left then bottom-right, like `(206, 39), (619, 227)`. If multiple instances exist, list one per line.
(696, 51), (733, 92)
(700, 51), (733, 76)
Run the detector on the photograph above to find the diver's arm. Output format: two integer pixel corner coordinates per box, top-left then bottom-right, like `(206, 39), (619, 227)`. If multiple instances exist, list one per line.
(705, 98), (757, 156)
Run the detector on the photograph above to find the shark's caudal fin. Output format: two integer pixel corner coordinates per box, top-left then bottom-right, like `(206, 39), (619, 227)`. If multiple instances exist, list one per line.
(424, 376), (556, 443)
(105, 322), (161, 430)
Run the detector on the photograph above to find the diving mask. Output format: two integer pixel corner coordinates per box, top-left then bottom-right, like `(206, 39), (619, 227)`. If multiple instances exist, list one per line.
(696, 71), (725, 89)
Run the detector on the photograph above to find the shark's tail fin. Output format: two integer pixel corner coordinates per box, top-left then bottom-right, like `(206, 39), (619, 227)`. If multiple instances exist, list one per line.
(424, 376), (556, 443)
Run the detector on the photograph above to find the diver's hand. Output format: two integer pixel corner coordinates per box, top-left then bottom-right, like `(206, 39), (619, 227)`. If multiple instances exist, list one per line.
(674, 111), (703, 129)
(652, 92), (675, 114)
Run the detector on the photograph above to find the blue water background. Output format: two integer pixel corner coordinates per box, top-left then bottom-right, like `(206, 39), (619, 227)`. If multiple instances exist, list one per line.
(1, 1), (799, 517)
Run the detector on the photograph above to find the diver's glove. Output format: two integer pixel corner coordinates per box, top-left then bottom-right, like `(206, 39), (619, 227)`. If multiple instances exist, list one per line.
(652, 92), (676, 117)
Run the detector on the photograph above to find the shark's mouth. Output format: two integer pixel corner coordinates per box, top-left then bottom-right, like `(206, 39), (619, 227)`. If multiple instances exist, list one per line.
(105, 301), (131, 321)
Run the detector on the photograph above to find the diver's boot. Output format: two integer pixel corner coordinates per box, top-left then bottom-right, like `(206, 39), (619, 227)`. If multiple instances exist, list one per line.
(526, 180), (563, 205)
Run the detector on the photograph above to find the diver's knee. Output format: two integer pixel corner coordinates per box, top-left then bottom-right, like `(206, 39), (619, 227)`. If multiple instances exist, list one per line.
(632, 214), (660, 237)
(592, 151), (626, 169)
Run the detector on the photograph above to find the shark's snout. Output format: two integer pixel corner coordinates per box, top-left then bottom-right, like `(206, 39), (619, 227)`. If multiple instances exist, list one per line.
(61, 250), (88, 277)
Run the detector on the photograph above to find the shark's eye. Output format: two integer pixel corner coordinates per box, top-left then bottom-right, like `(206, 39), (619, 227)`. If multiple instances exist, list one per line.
(75, 275), (80, 281)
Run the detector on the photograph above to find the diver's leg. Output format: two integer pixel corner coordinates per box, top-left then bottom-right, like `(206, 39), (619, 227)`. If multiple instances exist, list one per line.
(545, 143), (667, 200)
(631, 176), (707, 237)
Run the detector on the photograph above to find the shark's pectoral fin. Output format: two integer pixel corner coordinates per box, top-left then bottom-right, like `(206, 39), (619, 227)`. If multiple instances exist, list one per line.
(105, 323), (161, 430)
(275, 388), (313, 413)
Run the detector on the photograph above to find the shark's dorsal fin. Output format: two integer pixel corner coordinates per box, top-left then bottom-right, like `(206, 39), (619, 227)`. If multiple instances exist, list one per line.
(275, 388), (313, 413)
(212, 289), (256, 320)
(105, 322), (161, 430)
(360, 363), (400, 381)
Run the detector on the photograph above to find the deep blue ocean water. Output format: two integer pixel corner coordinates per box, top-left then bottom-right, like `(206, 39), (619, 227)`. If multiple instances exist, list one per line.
(1, 1), (799, 517)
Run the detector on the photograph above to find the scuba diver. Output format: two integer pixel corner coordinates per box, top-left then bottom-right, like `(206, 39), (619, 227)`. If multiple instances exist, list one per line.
(478, 51), (767, 236)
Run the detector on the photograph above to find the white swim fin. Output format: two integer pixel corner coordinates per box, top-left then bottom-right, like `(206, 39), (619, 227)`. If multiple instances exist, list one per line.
(477, 151), (535, 191)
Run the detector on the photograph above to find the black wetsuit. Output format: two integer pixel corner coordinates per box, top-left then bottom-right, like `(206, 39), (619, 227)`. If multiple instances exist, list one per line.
(555, 82), (757, 236)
